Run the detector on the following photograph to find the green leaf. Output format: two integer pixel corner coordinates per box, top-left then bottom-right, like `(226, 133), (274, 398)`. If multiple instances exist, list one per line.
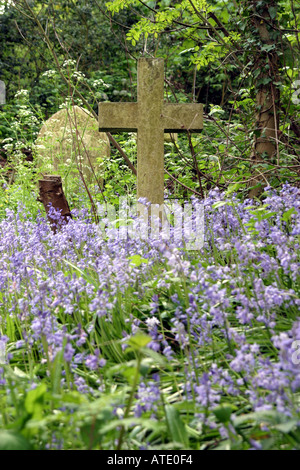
(261, 44), (275, 52)
(61, 259), (98, 288)
(122, 366), (138, 384)
(100, 417), (164, 435)
(139, 360), (150, 377)
(51, 348), (64, 394)
(58, 391), (87, 405)
(128, 255), (149, 267)
(80, 417), (108, 449)
(165, 405), (189, 448)
(126, 333), (151, 351)
(281, 207), (296, 222)
(141, 347), (168, 367)
(233, 410), (286, 427)
(213, 404), (235, 423)
(13, 366), (30, 378)
(0, 431), (32, 450)
(6, 314), (15, 341)
(25, 383), (47, 420)
(179, 47), (197, 55)
(212, 200), (228, 209)
(274, 420), (298, 434)
(261, 211), (277, 219)
(225, 183), (242, 195)
(268, 6), (277, 19)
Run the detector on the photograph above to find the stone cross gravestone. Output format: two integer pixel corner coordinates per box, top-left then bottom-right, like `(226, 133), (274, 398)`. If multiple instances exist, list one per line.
(99, 58), (203, 206)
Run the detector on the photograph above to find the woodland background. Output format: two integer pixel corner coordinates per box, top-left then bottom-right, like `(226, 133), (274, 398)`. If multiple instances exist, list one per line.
(0, 0), (300, 205)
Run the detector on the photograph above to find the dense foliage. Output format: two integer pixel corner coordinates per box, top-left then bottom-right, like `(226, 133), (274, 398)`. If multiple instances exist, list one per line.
(1, 0), (300, 198)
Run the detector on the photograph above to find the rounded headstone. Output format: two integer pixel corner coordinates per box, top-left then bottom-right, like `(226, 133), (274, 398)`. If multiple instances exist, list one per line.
(36, 105), (110, 188)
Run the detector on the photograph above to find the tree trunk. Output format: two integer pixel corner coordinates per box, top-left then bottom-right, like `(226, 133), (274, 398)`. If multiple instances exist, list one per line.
(248, 0), (280, 198)
(38, 175), (72, 233)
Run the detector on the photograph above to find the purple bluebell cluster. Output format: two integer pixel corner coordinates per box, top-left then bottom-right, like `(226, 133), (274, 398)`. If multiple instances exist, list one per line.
(0, 184), (299, 445)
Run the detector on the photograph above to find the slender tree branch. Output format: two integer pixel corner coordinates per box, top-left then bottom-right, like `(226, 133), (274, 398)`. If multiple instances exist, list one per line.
(164, 169), (204, 197)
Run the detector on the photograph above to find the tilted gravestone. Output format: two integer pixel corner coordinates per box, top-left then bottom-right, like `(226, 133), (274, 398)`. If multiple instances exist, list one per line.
(0, 80), (5, 105)
(99, 58), (203, 207)
(36, 105), (110, 187)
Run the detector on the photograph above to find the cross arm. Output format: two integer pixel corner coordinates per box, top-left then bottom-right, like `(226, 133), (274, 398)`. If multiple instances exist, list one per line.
(98, 102), (138, 132)
(161, 103), (203, 133)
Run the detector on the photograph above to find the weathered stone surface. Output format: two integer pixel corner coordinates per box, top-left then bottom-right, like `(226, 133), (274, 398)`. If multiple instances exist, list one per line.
(99, 58), (203, 206)
(36, 105), (110, 186)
